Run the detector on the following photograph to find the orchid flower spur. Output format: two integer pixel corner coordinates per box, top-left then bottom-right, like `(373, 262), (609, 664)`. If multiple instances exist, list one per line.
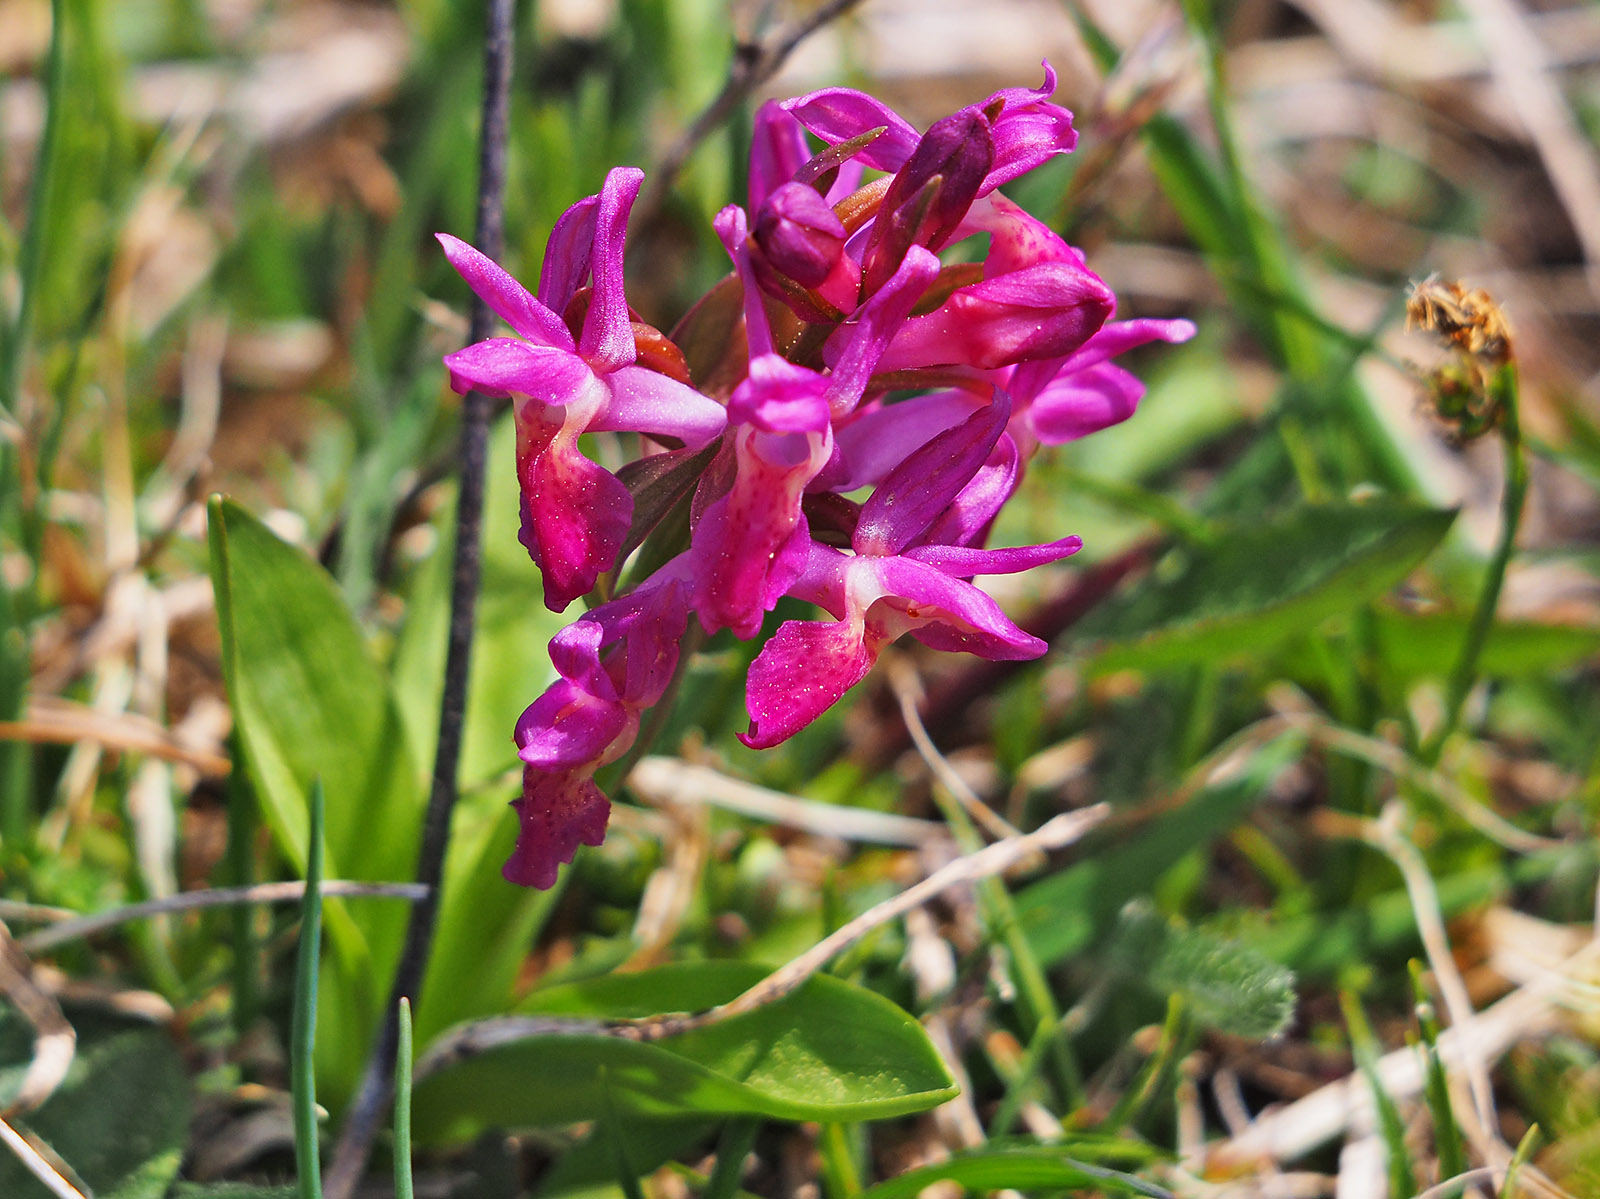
(439, 67), (1191, 888)
(440, 167), (725, 612)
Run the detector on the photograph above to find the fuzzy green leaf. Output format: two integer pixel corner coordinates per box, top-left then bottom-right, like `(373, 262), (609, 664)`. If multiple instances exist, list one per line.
(1108, 902), (1296, 1038)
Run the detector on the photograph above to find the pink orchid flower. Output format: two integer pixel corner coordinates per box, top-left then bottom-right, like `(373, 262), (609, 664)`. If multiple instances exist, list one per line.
(439, 167), (726, 612)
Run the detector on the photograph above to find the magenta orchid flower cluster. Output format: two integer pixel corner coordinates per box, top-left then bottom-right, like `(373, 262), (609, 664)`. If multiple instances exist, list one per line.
(439, 65), (1194, 888)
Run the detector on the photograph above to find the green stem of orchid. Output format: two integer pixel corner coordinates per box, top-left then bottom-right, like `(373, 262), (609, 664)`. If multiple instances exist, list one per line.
(1426, 361), (1526, 763)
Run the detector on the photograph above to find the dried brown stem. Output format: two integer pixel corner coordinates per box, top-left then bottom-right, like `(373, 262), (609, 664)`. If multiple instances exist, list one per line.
(19, 881), (428, 954)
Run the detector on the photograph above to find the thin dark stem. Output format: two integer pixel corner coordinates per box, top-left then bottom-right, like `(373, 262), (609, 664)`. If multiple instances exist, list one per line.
(322, 2), (515, 1194)
(639, 0), (868, 219)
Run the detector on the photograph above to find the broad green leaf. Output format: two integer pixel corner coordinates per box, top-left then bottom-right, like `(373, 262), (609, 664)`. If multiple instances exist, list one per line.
(859, 1148), (1170, 1199)
(206, 497), (422, 882)
(1016, 733), (1305, 966)
(413, 962), (955, 1140)
(1107, 902), (1296, 1038)
(1083, 501), (1456, 670)
(0, 1021), (188, 1199)
(207, 497), (424, 1104)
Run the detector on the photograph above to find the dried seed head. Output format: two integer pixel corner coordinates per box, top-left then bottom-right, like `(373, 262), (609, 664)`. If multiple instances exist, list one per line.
(1405, 276), (1515, 442)
(1405, 275), (1512, 365)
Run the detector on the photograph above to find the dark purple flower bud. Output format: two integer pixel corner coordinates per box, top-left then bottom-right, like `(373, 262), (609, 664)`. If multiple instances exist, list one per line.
(861, 110), (993, 295)
(754, 182), (848, 287)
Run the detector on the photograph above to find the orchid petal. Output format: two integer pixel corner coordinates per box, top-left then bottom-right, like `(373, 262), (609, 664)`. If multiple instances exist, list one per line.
(594, 365), (728, 447)
(749, 100), (813, 210)
(962, 192), (1080, 275)
(537, 194), (599, 316)
(578, 166), (645, 370)
(728, 354), (831, 433)
(780, 89), (921, 172)
(914, 434), (1020, 548)
(820, 390), (983, 491)
(714, 204), (774, 359)
(873, 262), (1115, 372)
(1060, 317), (1197, 372)
(594, 578), (691, 705)
(545, 617), (618, 701)
(869, 555), (1047, 659)
(823, 245), (942, 415)
(514, 681), (630, 770)
(442, 338), (594, 401)
(740, 614), (879, 749)
(903, 534), (1082, 577)
(861, 112), (993, 294)
(1027, 362), (1145, 443)
(522, 442), (633, 611)
(755, 182), (847, 287)
(437, 234), (574, 350)
(978, 61), (1077, 194)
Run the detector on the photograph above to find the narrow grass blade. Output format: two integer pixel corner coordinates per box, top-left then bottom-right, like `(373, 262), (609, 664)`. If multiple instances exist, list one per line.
(1339, 990), (1416, 1199)
(293, 781), (326, 1199)
(1500, 1123), (1541, 1199)
(394, 997), (414, 1199)
(1410, 961), (1467, 1180)
(1103, 994), (1190, 1134)
(4, 0), (69, 413)
(598, 1067), (648, 1199)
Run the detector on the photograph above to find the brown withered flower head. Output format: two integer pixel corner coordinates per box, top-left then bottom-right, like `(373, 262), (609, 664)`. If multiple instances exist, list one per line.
(1405, 276), (1514, 441)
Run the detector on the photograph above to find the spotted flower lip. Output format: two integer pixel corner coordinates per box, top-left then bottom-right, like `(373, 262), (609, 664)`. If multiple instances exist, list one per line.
(439, 167), (726, 612)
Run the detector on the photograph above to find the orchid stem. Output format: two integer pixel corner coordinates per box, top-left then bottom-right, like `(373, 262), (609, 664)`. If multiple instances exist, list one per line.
(322, 2), (516, 1195)
(1424, 362), (1525, 764)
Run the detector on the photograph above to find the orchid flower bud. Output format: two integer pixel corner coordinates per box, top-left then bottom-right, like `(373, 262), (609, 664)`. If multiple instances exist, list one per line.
(754, 181), (848, 287)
